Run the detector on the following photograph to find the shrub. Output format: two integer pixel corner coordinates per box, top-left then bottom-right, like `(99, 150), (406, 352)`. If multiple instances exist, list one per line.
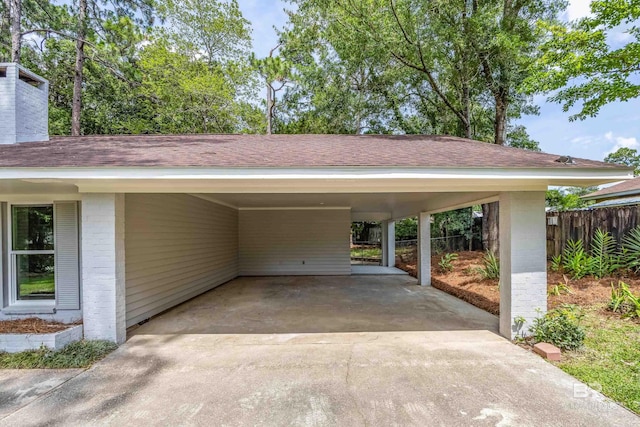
(609, 281), (640, 319)
(548, 275), (572, 296)
(478, 251), (500, 280)
(530, 305), (585, 351)
(438, 253), (458, 273)
(550, 254), (562, 272)
(621, 226), (640, 273)
(590, 229), (619, 279)
(562, 239), (592, 279)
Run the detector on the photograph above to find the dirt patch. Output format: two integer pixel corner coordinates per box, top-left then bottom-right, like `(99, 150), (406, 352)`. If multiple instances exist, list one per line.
(0, 318), (78, 334)
(396, 250), (640, 314)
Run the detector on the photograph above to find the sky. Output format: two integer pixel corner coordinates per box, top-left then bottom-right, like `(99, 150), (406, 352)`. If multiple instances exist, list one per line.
(237, 0), (639, 162)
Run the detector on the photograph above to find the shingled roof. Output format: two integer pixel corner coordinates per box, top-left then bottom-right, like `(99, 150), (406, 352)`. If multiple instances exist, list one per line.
(583, 177), (640, 200)
(0, 134), (628, 169)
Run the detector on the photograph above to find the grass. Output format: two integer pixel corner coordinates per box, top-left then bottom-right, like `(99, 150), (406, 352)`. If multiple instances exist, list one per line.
(555, 307), (640, 414)
(19, 274), (55, 297)
(350, 247), (382, 259)
(0, 340), (118, 369)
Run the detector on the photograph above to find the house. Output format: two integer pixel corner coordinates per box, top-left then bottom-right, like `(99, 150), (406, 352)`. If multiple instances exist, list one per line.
(0, 63), (632, 343)
(582, 177), (640, 208)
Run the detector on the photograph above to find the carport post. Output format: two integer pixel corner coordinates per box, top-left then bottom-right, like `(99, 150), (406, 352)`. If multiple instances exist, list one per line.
(381, 220), (396, 267)
(499, 191), (547, 339)
(417, 212), (431, 286)
(81, 193), (127, 344)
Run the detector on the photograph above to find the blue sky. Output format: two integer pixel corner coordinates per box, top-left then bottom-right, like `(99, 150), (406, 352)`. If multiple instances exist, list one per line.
(238, 0), (639, 162)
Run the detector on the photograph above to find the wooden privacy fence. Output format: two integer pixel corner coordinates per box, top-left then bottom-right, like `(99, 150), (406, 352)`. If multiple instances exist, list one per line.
(546, 206), (640, 257)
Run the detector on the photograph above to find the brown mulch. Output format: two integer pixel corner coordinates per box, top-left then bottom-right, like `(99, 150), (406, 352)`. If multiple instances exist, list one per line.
(0, 318), (77, 334)
(396, 250), (640, 315)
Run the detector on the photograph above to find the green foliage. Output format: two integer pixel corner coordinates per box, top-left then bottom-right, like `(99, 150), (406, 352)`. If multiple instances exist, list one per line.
(609, 281), (640, 318)
(562, 239), (592, 279)
(621, 226), (640, 273)
(550, 254), (563, 272)
(545, 187), (596, 211)
(548, 276), (572, 296)
(438, 253), (458, 274)
(0, 340), (117, 369)
(590, 229), (619, 279)
(479, 251), (500, 280)
(396, 218), (418, 240)
(431, 208), (474, 240)
(531, 305), (586, 351)
(605, 147), (640, 176)
(528, 0), (640, 120)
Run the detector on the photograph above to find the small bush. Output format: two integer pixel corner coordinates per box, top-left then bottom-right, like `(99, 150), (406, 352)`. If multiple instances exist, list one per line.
(622, 226), (640, 273)
(562, 239), (592, 280)
(0, 340), (118, 369)
(590, 229), (619, 279)
(438, 253), (458, 273)
(478, 251), (499, 280)
(550, 254), (562, 272)
(548, 276), (572, 296)
(530, 306), (585, 351)
(609, 281), (640, 319)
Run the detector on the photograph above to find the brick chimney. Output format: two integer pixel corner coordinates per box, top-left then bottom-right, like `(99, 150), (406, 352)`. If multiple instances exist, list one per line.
(0, 63), (49, 144)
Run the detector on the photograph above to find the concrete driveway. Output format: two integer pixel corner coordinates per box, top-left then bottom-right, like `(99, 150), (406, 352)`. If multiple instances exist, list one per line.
(1, 276), (638, 426)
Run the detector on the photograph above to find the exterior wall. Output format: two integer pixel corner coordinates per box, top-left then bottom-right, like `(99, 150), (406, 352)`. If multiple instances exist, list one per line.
(0, 63), (49, 144)
(499, 191), (547, 339)
(125, 194), (238, 327)
(239, 209), (351, 275)
(82, 193), (126, 343)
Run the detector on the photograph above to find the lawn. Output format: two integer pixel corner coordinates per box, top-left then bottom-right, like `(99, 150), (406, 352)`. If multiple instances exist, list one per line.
(350, 246), (382, 259)
(18, 274), (55, 298)
(557, 308), (640, 414)
(0, 340), (118, 369)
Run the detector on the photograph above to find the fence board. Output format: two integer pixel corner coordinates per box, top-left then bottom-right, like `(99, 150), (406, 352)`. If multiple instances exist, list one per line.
(546, 206), (640, 257)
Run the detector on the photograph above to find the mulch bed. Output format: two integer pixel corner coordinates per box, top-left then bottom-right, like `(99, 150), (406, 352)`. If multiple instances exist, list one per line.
(0, 318), (77, 334)
(396, 250), (640, 315)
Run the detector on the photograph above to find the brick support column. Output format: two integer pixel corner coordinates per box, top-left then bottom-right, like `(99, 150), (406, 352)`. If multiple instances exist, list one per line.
(499, 191), (547, 339)
(81, 193), (126, 344)
(417, 212), (431, 286)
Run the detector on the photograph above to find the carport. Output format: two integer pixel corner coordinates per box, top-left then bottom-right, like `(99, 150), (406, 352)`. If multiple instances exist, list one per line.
(0, 134), (632, 344)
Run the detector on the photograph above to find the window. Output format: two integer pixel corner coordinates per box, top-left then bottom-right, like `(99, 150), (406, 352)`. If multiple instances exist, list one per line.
(10, 205), (55, 301)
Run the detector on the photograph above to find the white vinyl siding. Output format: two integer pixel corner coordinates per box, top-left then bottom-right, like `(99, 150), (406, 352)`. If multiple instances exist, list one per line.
(54, 201), (80, 309)
(239, 209), (351, 276)
(125, 194), (238, 327)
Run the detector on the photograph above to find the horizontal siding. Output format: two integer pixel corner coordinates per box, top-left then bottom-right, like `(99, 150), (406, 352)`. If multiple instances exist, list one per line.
(125, 194), (238, 327)
(239, 209), (351, 276)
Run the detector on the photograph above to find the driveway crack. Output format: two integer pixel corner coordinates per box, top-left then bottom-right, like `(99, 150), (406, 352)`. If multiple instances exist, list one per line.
(345, 344), (368, 427)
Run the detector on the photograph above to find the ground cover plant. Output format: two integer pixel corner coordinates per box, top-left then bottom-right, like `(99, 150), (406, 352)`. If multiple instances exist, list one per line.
(0, 340), (117, 369)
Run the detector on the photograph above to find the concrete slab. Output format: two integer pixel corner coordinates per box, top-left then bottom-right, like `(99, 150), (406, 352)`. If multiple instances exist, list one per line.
(129, 275), (498, 335)
(0, 369), (82, 418)
(0, 332), (637, 426)
(351, 265), (408, 275)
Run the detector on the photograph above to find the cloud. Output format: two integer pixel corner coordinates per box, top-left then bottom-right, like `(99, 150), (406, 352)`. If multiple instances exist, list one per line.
(604, 132), (640, 155)
(565, 0), (593, 21)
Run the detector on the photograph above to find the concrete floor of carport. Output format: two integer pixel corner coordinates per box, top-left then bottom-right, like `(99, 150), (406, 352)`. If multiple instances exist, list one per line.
(2, 276), (638, 426)
(129, 275), (497, 336)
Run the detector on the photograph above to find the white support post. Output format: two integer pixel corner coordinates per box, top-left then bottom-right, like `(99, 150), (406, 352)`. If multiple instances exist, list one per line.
(381, 221), (389, 267)
(386, 220), (396, 267)
(417, 212), (431, 286)
(81, 193), (126, 344)
(499, 191), (547, 339)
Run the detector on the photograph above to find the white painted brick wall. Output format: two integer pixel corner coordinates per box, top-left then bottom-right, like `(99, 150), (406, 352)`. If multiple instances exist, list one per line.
(0, 63), (49, 144)
(499, 191), (547, 339)
(81, 193), (126, 344)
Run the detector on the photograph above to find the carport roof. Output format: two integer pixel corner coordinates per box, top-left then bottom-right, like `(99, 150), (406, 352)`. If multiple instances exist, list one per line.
(0, 133), (629, 170)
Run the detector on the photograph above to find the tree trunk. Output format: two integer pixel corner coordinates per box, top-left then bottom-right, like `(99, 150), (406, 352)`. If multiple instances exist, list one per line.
(71, 0), (87, 136)
(266, 82), (273, 135)
(10, 0), (21, 63)
(482, 202), (499, 254)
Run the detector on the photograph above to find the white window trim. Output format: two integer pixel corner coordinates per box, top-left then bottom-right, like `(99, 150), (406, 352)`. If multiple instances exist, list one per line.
(5, 202), (56, 308)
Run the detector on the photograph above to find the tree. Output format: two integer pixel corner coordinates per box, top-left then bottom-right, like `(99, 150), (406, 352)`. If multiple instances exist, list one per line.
(251, 45), (292, 134)
(605, 147), (640, 175)
(546, 187), (597, 211)
(529, 0), (640, 120)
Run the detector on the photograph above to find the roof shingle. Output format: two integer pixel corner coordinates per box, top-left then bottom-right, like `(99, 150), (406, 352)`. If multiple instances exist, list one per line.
(0, 134), (628, 169)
